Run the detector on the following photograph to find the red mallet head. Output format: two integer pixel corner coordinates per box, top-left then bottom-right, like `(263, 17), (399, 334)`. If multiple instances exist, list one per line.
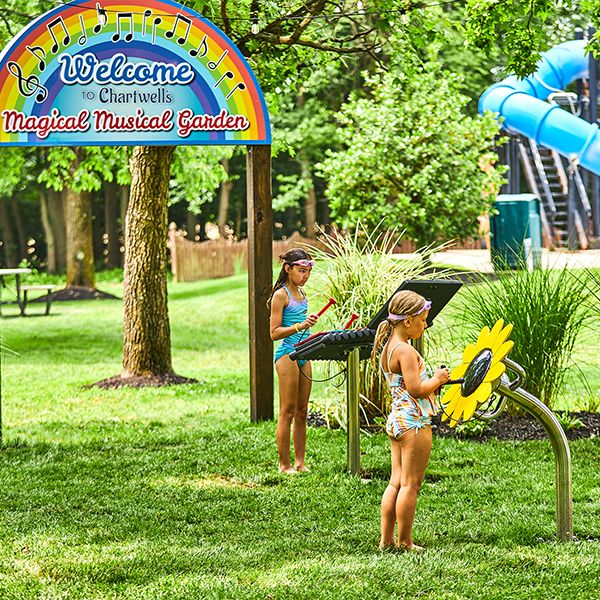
(343, 313), (359, 329)
(317, 297), (336, 317)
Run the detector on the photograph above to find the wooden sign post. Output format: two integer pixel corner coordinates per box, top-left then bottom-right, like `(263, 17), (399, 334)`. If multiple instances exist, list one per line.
(247, 145), (274, 421)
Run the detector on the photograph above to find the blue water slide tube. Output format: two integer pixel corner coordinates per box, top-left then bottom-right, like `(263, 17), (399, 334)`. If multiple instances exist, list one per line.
(479, 40), (600, 176)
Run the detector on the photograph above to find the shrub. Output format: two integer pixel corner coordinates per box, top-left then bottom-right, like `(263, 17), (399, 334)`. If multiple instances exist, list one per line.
(463, 261), (593, 409)
(316, 48), (506, 247)
(455, 418), (491, 439)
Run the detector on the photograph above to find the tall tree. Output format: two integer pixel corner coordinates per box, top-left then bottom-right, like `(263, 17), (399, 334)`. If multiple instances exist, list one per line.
(464, 0), (591, 76)
(217, 157), (235, 237)
(39, 147), (115, 288)
(48, 189), (67, 272)
(104, 181), (121, 269)
(117, 0), (383, 383)
(122, 146), (176, 378)
(64, 183), (95, 288)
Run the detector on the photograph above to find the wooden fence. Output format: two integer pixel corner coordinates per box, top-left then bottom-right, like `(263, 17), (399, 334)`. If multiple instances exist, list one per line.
(168, 224), (324, 282)
(168, 224), (485, 282)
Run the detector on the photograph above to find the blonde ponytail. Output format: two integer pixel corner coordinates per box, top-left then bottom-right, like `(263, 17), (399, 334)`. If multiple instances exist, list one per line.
(371, 320), (392, 369)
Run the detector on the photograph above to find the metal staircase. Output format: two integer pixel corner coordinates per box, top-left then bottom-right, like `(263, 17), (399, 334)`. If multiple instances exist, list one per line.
(517, 137), (592, 249)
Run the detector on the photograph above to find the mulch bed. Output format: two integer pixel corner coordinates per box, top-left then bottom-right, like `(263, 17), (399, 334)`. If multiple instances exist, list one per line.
(308, 411), (600, 441)
(89, 373), (197, 389)
(431, 412), (600, 441)
(31, 286), (119, 302)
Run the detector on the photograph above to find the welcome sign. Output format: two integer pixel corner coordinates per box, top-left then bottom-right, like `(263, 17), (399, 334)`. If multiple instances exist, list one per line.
(0, 0), (271, 146)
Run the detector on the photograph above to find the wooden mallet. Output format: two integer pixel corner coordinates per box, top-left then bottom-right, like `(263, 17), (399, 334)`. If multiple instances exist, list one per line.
(317, 297), (336, 317)
(343, 313), (359, 329)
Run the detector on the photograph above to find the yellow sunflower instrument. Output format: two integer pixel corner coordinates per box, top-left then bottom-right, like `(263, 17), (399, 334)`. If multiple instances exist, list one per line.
(441, 319), (514, 427)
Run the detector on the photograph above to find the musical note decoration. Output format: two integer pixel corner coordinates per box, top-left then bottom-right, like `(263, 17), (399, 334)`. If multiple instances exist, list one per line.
(7, 62), (47, 102)
(78, 15), (87, 45)
(142, 9), (152, 36)
(47, 17), (70, 53)
(214, 71), (234, 88)
(151, 17), (162, 45)
(226, 83), (246, 100)
(112, 12), (134, 43)
(166, 14), (192, 45)
(208, 50), (228, 70)
(25, 46), (46, 72)
(189, 35), (208, 58)
(93, 2), (108, 34)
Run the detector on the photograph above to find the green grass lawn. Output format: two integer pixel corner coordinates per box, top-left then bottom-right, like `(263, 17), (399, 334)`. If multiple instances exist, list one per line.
(0, 275), (599, 599)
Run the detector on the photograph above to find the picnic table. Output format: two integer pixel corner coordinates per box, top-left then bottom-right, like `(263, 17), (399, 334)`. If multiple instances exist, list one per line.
(0, 268), (56, 316)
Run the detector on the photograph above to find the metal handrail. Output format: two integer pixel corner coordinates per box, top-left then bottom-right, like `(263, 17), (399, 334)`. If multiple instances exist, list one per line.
(570, 159), (593, 216)
(551, 150), (569, 195)
(567, 161), (591, 249)
(518, 140), (542, 200)
(518, 140), (556, 248)
(529, 138), (558, 215)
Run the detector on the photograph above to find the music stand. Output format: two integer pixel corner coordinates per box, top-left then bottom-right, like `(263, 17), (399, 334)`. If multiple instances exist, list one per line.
(367, 278), (463, 330)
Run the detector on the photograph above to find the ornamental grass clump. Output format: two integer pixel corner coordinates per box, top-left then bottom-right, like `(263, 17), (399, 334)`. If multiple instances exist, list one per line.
(305, 221), (450, 424)
(463, 261), (593, 409)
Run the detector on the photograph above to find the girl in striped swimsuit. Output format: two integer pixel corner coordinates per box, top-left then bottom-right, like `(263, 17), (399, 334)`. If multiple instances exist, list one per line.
(269, 249), (319, 474)
(371, 290), (450, 551)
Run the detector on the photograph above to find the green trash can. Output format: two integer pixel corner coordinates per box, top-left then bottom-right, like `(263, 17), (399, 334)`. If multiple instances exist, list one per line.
(490, 194), (542, 271)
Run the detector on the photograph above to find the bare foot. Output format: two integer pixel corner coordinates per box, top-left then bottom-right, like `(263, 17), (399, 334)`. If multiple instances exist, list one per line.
(397, 543), (425, 553)
(378, 542), (395, 551)
(279, 466), (297, 474)
(295, 465), (310, 472)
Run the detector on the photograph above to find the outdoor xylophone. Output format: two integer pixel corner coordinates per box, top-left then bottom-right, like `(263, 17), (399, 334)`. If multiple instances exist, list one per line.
(288, 279), (463, 475)
(290, 328), (375, 362)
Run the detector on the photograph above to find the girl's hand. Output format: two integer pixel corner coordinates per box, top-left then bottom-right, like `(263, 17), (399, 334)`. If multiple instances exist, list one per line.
(303, 313), (319, 329)
(434, 366), (451, 385)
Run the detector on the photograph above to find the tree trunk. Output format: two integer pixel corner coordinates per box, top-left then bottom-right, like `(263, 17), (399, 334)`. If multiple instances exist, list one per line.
(119, 184), (129, 266)
(65, 168), (96, 288)
(104, 181), (120, 268)
(48, 189), (67, 272)
(301, 157), (317, 239)
(217, 158), (233, 237)
(40, 187), (56, 273)
(235, 203), (242, 239)
(10, 198), (26, 259)
(186, 211), (199, 240)
(92, 191), (104, 266)
(0, 197), (17, 267)
(122, 146), (175, 377)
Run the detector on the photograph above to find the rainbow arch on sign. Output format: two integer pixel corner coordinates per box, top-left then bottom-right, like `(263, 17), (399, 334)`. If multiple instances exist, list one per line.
(0, 0), (270, 146)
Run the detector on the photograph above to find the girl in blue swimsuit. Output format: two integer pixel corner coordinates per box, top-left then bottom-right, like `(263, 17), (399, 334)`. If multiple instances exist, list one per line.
(268, 248), (319, 474)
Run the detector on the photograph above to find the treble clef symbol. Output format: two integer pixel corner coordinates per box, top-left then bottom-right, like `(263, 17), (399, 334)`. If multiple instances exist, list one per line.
(7, 61), (48, 103)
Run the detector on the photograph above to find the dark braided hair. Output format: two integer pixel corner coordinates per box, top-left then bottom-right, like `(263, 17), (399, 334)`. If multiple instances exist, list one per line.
(267, 248), (313, 308)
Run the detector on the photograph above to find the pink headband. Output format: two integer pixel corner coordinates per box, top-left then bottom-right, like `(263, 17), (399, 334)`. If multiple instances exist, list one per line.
(290, 259), (315, 267)
(388, 300), (432, 322)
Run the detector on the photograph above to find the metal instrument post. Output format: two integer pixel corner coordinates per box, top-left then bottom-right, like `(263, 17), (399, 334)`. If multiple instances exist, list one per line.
(496, 382), (573, 541)
(346, 347), (361, 475)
